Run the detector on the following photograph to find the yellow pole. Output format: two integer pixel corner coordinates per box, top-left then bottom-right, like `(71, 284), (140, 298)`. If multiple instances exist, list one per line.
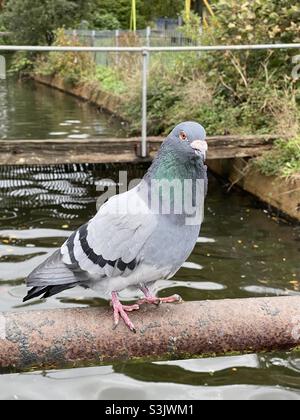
(185, 0), (191, 21)
(203, 16), (209, 28)
(203, 0), (215, 17)
(130, 0), (137, 32)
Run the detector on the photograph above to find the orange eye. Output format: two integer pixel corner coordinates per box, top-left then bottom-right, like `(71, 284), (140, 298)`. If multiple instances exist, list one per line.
(179, 131), (188, 141)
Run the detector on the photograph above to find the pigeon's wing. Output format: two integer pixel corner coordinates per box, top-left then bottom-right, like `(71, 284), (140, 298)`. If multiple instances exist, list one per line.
(25, 187), (157, 298)
(26, 249), (85, 287)
(60, 186), (157, 279)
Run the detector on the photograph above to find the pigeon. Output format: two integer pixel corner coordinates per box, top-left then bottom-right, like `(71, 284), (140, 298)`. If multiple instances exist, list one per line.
(24, 121), (208, 332)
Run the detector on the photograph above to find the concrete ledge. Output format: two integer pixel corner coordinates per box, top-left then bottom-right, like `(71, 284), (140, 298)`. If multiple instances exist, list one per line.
(33, 74), (123, 116)
(208, 158), (300, 222)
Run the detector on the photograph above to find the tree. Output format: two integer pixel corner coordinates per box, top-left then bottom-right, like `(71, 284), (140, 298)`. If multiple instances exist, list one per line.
(92, 13), (120, 30)
(91, 0), (145, 30)
(142, 0), (183, 21)
(92, 0), (186, 28)
(1, 0), (93, 45)
(141, 0), (206, 22)
(193, 0), (203, 17)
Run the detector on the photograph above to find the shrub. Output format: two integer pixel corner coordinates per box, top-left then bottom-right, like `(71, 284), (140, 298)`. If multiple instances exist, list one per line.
(201, 0), (300, 101)
(34, 29), (95, 85)
(255, 137), (300, 178)
(8, 52), (35, 76)
(95, 66), (125, 94)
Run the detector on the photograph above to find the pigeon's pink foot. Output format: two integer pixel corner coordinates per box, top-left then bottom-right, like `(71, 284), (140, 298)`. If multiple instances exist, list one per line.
(139, 286), (183, 306)
(111, 292), (139, 333)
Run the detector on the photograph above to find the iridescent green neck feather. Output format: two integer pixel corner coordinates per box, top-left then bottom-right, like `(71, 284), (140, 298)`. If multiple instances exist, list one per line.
(145, 141), (200, 183)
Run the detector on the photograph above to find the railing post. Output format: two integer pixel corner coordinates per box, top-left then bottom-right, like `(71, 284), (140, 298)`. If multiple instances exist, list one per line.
(91, 30), (96, 46)
(146, 26), (151, 48)
(146, 26), (151, 72)
(91, 30), (96, 62)
(115, 29), (120, 66)
(141, 49), (149, 158)
(0, 55), (6, 80)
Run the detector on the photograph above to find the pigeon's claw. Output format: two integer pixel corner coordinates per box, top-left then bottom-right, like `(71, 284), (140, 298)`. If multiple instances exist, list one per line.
(139, 294), (183, 305)
(138, 296), (161, 306)
(139, 286), (183, 306)
(159, 294), (183, 304)
(111, 292), (139, 333)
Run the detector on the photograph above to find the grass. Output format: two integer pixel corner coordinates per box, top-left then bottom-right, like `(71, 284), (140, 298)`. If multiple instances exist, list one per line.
(255, 137), (300, 179)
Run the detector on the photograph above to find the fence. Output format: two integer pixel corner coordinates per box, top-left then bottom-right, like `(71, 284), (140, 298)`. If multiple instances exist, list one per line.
(0, 43), (300, 157)
(64, 28), (198, 66)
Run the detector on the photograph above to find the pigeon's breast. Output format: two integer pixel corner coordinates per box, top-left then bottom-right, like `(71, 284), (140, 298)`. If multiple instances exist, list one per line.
(141, 215), (201, 275)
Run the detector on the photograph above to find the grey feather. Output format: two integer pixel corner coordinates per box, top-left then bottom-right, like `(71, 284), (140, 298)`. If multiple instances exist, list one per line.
(26, 249), (86, 288)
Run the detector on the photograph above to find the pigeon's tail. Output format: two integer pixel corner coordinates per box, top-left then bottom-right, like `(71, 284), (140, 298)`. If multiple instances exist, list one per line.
(23, 249), (85, 302)
(23, 283), (77, 302)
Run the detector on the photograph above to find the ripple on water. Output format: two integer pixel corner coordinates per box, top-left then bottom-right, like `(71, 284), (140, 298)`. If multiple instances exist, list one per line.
(0, 210), (18, 221)
(68, 134), (90, 139)
(1, 366), (299, 400)
(242, 285), (300, 296)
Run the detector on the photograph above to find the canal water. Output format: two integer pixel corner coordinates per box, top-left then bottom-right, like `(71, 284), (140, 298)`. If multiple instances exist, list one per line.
(0, 78), (125, 140)
(0, 79), (300, 400)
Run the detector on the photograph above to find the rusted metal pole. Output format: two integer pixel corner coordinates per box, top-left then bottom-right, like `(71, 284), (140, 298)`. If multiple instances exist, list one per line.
(0, 297), (300, 372)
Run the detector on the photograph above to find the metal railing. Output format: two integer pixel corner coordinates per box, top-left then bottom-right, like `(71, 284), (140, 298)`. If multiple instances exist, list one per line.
(0, 43), (300, 157)
(1, 44), (300, 52)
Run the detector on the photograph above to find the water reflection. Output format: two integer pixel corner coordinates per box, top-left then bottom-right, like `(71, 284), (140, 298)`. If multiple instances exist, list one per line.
(1, 361), (299, 400)
(0, 78), (125, 140)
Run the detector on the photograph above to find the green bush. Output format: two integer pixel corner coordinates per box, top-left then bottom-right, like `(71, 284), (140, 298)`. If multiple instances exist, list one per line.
(95, 66), (125, 94)
(202, 2), (300, 132)
(255, 137), (300, 178)
(33, 29), (95, 85)
(8, 52), (35, 76)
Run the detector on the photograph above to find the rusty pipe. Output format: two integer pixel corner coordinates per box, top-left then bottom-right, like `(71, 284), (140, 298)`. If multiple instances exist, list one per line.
(0, 297), (300, 372)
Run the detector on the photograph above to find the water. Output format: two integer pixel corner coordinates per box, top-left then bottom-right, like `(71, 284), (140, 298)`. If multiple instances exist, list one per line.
(0, 79), (300, 400)
(0, 78), (125, 140)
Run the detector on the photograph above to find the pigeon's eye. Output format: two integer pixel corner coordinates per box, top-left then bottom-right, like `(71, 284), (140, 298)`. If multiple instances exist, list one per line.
(179, 131), (188, 141)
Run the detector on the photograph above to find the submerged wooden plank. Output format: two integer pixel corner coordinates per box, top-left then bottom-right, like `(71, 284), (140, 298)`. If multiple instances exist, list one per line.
(0, 135), (280, 165)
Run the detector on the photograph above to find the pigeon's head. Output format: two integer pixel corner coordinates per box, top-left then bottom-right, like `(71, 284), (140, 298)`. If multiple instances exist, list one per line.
(168, 121), (208, 161)
(145, 121), (208, 183)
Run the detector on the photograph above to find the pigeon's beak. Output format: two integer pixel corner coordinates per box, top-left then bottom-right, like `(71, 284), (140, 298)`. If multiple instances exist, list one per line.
(191, 140), (208, 160)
